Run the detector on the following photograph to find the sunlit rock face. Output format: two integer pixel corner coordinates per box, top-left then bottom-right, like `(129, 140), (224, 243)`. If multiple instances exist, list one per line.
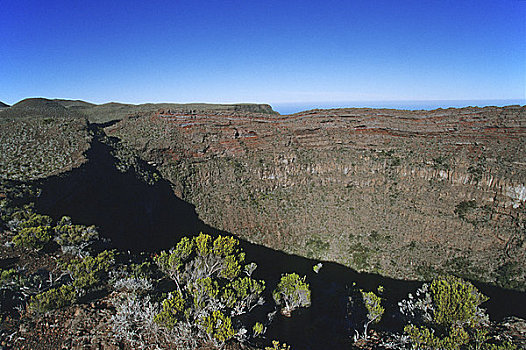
(108, 105), (526, 289)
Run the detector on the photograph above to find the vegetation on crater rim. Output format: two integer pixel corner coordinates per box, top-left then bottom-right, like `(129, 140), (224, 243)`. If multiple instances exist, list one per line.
(0, 179), (522, 349)
(0, 182), (317, 349)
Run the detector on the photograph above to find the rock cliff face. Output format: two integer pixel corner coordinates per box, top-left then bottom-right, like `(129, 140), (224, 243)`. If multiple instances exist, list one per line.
(108, 105), (526, 290)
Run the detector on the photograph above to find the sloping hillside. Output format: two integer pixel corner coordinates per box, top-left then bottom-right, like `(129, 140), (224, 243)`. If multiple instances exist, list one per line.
(0, 116), (91, 180)
(75, 101), (277, 123)
(108, 105), (526, 290)
(0, 97), (277, 123)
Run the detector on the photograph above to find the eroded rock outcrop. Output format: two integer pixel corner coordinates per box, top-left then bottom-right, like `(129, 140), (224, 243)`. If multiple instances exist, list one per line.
(107, 105), (526, 290)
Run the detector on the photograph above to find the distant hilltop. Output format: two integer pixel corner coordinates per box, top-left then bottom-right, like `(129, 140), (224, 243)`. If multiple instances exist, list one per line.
(1, 97), (278, 123)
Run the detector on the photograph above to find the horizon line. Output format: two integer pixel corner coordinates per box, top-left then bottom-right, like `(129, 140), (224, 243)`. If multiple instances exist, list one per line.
(3, 96), (525, 107)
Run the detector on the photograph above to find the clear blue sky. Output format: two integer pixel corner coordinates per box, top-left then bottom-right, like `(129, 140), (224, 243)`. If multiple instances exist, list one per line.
(1, 0), (525, 107)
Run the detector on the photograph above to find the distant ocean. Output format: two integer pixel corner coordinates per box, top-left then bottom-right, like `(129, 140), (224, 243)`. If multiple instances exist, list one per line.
(271, 99), (526, 115)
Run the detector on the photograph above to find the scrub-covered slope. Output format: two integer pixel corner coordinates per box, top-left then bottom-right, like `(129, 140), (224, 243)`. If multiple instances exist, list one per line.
(108, 105), (526, 290)
(1, 97), (276, 123)
(0, 115), (91, 180)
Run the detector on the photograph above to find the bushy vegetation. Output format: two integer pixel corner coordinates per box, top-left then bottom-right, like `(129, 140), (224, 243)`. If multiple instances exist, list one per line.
(265, 340), (292, 350)
(1, 184), (309, 349)
(0, 181), (521, 349)
(54, 216), (99, 255)
(111, 293), (168, 350)
(62, 250), (115, 291)
(398, 275), (516, 349)
(7, 207), (98, 254)
(0, 268), (18, 284)
(0, 117), (90, 180)
(14, 212), (53, 229)
(6, 210), (114, 312)
(13, 225), (54, 250)
(109, 233), (311, 349)
(27, 285), (76, 313)
(151, 233), (267, 348)
(9, 210), (54, 250)
(360, 289), (384, 339)
(272, 273), (311, 316)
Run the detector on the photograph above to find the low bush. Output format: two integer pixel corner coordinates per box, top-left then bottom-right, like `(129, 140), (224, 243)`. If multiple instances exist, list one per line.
(54, 216), (98, 255)
(18, 213), (52, 229)
(0, 268), (18, 284)
(28, 285), (76, 313)
(13, 225), (53, 250)
(63, 250), (115, 290)
(253, 322), (264, 337)
(200, 310), (236, 345)
(399, 275), (516, 349)
(272, 273), (311, 316)
(360, 290), (384, 339)
(265, 340), (291, 350)
(111, 293), (173, 350)
(152, 233), (267, 348)
(9, 210), (54, 250)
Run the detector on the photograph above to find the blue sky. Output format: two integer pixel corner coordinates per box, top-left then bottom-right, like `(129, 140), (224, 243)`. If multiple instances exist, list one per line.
(1, 0), (525, 108)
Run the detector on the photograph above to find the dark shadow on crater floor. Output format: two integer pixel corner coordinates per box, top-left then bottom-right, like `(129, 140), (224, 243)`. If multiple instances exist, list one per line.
(35, 127), (205, 251)
(32, 124), (526, 350)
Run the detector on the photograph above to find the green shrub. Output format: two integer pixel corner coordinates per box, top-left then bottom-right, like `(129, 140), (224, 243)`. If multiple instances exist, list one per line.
(484, 341), (518, 350)
(430, 275), (488, 328)
(253, 322), (264, 336)
(189, 277), (220, 311)
(63, 250), (115, 290)
(0, 268), (18, 283)
(54, 216), (98, 252)
(401, 275), (498, 350)
(28, 285), (76, 313)
(18, 213), (52, 229)
(153, 233), (265, 347)
(312, 263), (323, 274)
(154, 290), (185, 329)
(272, 273), (311, 315)
(0, 267), (24, 290)
(404, 323), (469, 350)
(10, 210), (54, 250)
(128, 261), (155, 278)
(265, 340), (291, 350)
(13, 225), (53, 250)
(360, 290), (384, 338)
(222, 276), (265, 314)
(200, 310), (235, 345)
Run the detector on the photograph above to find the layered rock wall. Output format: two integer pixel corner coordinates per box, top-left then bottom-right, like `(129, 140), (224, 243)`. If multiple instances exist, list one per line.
(108, 106), (526, 289)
